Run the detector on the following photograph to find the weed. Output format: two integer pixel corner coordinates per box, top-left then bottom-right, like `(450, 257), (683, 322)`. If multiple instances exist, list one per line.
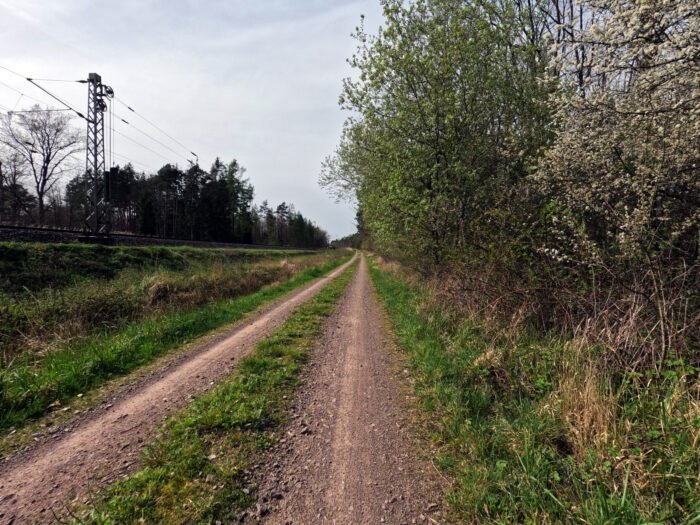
(71, 258), (358, 524)
(0, 243), (328, 360)
(368, 257), (699, 524)
(0, 254), (351, 430)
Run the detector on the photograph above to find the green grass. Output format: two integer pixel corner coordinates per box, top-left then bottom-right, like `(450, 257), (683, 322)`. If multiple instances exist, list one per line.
(368, 258), (699, 524)
(0, 242), (310, 295)
(0, 242), (323, 359)
(73, 258), (358, 524)
(0, 249), (334, 360)
(0, 254), (351, 430)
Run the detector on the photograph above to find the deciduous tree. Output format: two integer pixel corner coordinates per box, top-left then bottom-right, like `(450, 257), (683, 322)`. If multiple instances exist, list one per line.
(0, 107), (82, 224)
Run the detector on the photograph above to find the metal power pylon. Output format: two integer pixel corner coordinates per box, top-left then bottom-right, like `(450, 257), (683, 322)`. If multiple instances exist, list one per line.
(85, 73), (114, 234)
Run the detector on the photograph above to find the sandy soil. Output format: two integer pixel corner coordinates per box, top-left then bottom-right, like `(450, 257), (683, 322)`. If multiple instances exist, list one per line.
(250, 255), (446, 525)
(0, 254), (356, 525)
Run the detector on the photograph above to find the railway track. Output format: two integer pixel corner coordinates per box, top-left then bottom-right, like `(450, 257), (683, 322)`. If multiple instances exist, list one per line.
(0, 224), (317, 250)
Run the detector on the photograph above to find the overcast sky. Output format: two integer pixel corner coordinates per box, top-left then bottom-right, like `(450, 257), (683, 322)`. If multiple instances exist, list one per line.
(0, 0), (384, 239)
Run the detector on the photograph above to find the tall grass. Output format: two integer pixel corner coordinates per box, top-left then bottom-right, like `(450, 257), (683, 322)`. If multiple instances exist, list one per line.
(369, 257), (699, 524)
(0, 242), (309, 294)
(0, 255), (350, 430)
(0, 243), (320, 359)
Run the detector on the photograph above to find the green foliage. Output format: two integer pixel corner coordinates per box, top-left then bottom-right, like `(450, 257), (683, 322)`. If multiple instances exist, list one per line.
(0, 242), (304, 295)
(369, 259), (699, 524)
(536, 0), (699, 260)
(322, 0), (698, 370)
(73, 259), (358, 524)
(321, 0), (551, 265)
(59, 158), (330, 247)
(0, 242), (325, 360)
(0, 254), (350, 430)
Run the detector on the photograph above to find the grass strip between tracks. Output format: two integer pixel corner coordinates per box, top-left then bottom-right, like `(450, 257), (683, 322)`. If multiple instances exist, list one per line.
(72, 257), (358, 524)
(0, 254), (352, 430)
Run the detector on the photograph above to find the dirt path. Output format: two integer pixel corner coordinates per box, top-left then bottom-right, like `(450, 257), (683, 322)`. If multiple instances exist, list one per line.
(251, 255), (445, 525)
(0, 254), (357, 525)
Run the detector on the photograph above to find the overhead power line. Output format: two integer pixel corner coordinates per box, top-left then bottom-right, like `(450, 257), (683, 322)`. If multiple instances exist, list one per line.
(28, 78), (87, 83)
(114, 96), (197, 161)
(111, 151), (157, 173)
(113, 128), (173, 163)
(0, 64), (26, 79)
(0, 78), (61, 110)
(27, 78), (86, 120)
(112, 110), (191, 163)
(1, 64), (199, 172)
(9, 108), (71, 113)
(0, 63), (86, 120)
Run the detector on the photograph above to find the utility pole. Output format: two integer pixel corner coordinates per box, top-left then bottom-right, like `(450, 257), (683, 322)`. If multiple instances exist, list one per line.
(84, 73), (114, 234)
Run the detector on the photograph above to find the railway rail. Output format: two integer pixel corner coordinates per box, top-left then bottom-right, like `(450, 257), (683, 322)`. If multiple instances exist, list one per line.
(0, 224), (319, 250)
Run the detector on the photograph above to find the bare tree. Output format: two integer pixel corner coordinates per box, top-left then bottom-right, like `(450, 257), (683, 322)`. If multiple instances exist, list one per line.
(0, 149), (35, 222)
(0, 106), (83, 224)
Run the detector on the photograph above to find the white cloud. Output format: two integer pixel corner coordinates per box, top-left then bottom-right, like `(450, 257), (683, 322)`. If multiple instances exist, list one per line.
(0, 0), (383, 238)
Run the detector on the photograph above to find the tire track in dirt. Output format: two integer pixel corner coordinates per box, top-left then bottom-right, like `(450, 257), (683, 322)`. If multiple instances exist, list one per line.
(0, 254), (357, 525)
(252, 255), (445, 525)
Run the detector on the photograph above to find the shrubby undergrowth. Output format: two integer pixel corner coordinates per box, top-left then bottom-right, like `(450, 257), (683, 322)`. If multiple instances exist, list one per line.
(322, 0), (698, 373)
(321, 0), (698, 520)
(370, 258), (698, 523)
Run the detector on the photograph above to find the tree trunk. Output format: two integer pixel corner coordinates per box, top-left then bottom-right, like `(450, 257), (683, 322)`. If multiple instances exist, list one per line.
(36, 190), (45, 225)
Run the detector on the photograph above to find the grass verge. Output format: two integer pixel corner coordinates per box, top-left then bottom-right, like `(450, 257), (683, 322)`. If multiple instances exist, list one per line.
(0, 242), (310, 295)
(0, 254), (351, 430)
(0, 245), (326, 360)
(72, 258), (358, 524)
(368, 257), (699, 524)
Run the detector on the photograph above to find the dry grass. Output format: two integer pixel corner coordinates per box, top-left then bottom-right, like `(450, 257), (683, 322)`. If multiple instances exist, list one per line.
(1, 251), (340, 361)
(369, 255), (699, 523)
(549, 340), (615, 458)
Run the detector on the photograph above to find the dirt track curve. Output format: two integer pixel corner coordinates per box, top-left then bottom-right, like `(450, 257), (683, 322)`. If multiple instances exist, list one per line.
(250, 255), (445, 525)
(0, 254), (357, 525)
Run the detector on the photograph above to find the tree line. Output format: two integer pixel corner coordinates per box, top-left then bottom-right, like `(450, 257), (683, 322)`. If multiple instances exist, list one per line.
(0, 109), (328, 248)
(321, 0), (698, 368)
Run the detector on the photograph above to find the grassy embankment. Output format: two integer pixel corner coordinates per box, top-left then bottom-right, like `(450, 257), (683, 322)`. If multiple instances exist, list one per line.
(0, 242), (349, 430)
(73, 258), (358, 524)
(369, 257), (698, 524)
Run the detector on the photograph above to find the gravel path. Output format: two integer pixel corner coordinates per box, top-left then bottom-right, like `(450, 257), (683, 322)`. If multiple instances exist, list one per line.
(251, 255), (446, 525)
(0, 255), (357, 525)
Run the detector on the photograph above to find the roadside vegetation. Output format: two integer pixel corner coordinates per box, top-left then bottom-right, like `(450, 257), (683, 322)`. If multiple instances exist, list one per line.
(320, 0), (697, 522)
(370, 257), (698, 523)
(0, 242), (349, 429)
(71, 258), (358, 524)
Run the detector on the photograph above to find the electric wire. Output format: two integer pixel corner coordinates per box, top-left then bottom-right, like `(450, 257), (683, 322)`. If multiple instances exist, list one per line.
(27, 78), (87, 83)
(111, 152), (156, 173)
(107, 98), (112, 168)
(11, 93), (23, 110)
(110, 102), (116, 169)
(114, 96), (197, 160)
(0, 78), (62, 110)
(112, 110), (191, 163)
(0, 64), (86, 120)
(26, 79), (86, 120)
(7, 108), (71, 113)
(112, 128), (173, 163)
(109, 99), (114, 168)
(1, 64), (192, 173)
(0, 64), (26, 79)
(0, 66), (88, 120)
